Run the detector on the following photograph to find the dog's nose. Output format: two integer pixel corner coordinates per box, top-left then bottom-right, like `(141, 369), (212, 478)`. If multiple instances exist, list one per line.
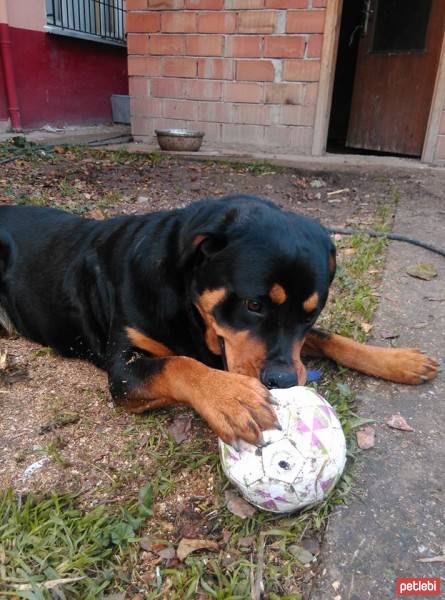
(260, 367), (298, 389)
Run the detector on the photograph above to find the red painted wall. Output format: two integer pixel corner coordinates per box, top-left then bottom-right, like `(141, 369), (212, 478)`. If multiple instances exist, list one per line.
(8, 27), (128, 129)
(0, 60), (9, 121)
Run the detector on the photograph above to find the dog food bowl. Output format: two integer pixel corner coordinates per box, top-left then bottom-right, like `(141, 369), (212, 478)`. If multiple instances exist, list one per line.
(155, 129), (205, 152)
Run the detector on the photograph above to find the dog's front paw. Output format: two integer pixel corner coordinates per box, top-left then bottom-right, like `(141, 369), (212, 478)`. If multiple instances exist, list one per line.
(192, 370), (279, 446)
(387, 348), (438, 384)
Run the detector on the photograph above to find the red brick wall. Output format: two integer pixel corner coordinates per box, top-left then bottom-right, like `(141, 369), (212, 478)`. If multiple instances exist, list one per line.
(127, 0), (325, 152)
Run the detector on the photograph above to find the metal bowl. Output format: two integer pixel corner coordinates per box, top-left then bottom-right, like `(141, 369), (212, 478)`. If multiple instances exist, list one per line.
(155, 129), (205, 152)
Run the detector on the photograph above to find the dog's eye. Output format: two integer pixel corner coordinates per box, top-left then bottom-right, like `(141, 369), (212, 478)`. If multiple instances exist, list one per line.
(245, 299), (262, 313)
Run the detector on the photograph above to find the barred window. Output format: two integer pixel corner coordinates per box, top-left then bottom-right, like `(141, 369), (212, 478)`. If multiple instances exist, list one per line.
(46, 0), (125, 45)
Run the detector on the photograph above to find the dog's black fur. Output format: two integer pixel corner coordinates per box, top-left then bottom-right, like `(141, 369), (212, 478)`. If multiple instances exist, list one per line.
(0, 196), (437, 445)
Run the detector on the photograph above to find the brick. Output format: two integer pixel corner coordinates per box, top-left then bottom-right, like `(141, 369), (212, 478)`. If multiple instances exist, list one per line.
(312, 0), (327, 6)
(152, 117), (192, 132)
(129, 77), (150, 97)
(224, 81), (263, 102)
(232, 103), (271, 125)
(439, 111), (445, 134)
(236, 60), (274, 82)
(198, 58), (234, 79)
(186, 0), (224, 8)
(436, 135), (445, 160)
(286, 10), (325, 33)
(264, 36), (304, 58)
(148, 0), (184, 8)
(161, 13), (197, 33)
(163, 99), (198, 120)
(128, 34), (150, 55)
(307, 34), (323, 58)
(264, 82), (304, 104)
(265, 0), (306, 6)
(283, 59), (320, 81)
(225, 36), (262, 57)
(131, 97), (163, 118)
(198, 12), (236, 33)
(278, 104), (315, 126)
(126, 12), (161, 33)
(132, 116), (155, 136)
(238, 11), (277, 34)
(197, 101), (232, 122)
(225, 0), (264, 8)
(304, 82), (318, 105)
(126, 0), (148, 9)
(148, 34), (185, 55)
(185, 79), (223, 100)
(222, 123), (264, 144)
(163, 57), (198, 77)
(263, 125), (312, 150)
(128, 56), (162, 76)
(186, 34), (224, 56)
(151, 78), (186, 98)
(197, 121), (222, 140)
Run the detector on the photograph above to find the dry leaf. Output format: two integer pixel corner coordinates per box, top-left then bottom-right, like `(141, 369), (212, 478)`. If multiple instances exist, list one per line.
(87, 209), (105, 220)
(176, 538), (219, 561)
(224, 490), (257, 519)
(356, 425), (375, 449)
(361, 322), (373, 334)
(406, 263), (437, 281)
(386, 414), (415, 432)
(167, 414), (192, 444)
(417, 555), (445, 563)
(14, 577), (85, 591)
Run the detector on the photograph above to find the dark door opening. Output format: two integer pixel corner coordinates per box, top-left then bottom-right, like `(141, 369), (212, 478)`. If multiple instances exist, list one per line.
(328, 0), (445, 157)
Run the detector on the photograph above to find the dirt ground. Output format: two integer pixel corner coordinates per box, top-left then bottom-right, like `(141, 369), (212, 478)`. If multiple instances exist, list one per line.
(0, 146), (441, 597)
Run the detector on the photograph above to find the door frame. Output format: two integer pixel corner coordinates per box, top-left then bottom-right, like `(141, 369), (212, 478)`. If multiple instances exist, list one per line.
(312, 0), (445, 163)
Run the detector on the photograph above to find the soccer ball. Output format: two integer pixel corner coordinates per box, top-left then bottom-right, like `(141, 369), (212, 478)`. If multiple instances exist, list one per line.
(219, 386), (347, 513)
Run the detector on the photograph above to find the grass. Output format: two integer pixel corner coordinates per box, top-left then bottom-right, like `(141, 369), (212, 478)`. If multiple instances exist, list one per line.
(0, 484), (154, 599)
(0, 145), (397, 598)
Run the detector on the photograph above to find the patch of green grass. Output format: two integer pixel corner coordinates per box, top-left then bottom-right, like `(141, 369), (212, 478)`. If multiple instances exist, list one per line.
(0, 484), (154, 599)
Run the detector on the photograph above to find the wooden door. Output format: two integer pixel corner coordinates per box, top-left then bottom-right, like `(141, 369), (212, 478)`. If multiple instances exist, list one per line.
(346, 0), (445, 156)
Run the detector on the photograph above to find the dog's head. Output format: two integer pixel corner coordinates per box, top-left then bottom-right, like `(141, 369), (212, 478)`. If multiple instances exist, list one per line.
(181, 195), (336, 387)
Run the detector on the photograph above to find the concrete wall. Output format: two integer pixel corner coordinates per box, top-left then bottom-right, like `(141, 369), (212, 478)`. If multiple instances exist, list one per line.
(127, 0), (327, 152)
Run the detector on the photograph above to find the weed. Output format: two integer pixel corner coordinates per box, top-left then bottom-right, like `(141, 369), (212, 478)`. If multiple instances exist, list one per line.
(0, 485), (153, 599)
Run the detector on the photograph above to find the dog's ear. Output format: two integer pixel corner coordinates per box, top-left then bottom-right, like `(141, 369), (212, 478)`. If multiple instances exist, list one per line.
(179, 203), (239, 267)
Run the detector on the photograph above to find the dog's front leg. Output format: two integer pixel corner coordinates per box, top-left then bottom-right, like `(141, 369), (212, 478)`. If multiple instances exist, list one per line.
(108, 351), (277, 446)
(303, 329), (438, 385)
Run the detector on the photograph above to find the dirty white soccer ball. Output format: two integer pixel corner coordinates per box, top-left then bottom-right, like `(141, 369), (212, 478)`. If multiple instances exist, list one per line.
(219, 386), (347, 513)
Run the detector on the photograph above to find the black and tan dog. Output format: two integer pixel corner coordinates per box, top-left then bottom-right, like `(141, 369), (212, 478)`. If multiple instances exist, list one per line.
(0, 196), (437, 445)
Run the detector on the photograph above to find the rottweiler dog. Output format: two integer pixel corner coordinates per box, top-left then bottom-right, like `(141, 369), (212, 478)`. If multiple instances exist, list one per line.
(0, 196), (437, 445)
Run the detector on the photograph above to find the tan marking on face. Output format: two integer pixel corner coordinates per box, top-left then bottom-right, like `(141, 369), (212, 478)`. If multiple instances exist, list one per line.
(126, 327), (173, 357)
(196, 288), (266, 376)
(195, 288), (227, 355)
(292, 338), (307, 385)
(269, 283), (287, 305)
(303, 291), (319, 313)
(217, 327), (267, 378)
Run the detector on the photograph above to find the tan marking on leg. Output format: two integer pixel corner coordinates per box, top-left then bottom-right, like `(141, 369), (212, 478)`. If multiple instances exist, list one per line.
(269, 283), (287, 305)
(303, 331), (438, 384)
(121, 356), (276, 445)
(126, 327), (173, 357)
(303, 291), (319, 313)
